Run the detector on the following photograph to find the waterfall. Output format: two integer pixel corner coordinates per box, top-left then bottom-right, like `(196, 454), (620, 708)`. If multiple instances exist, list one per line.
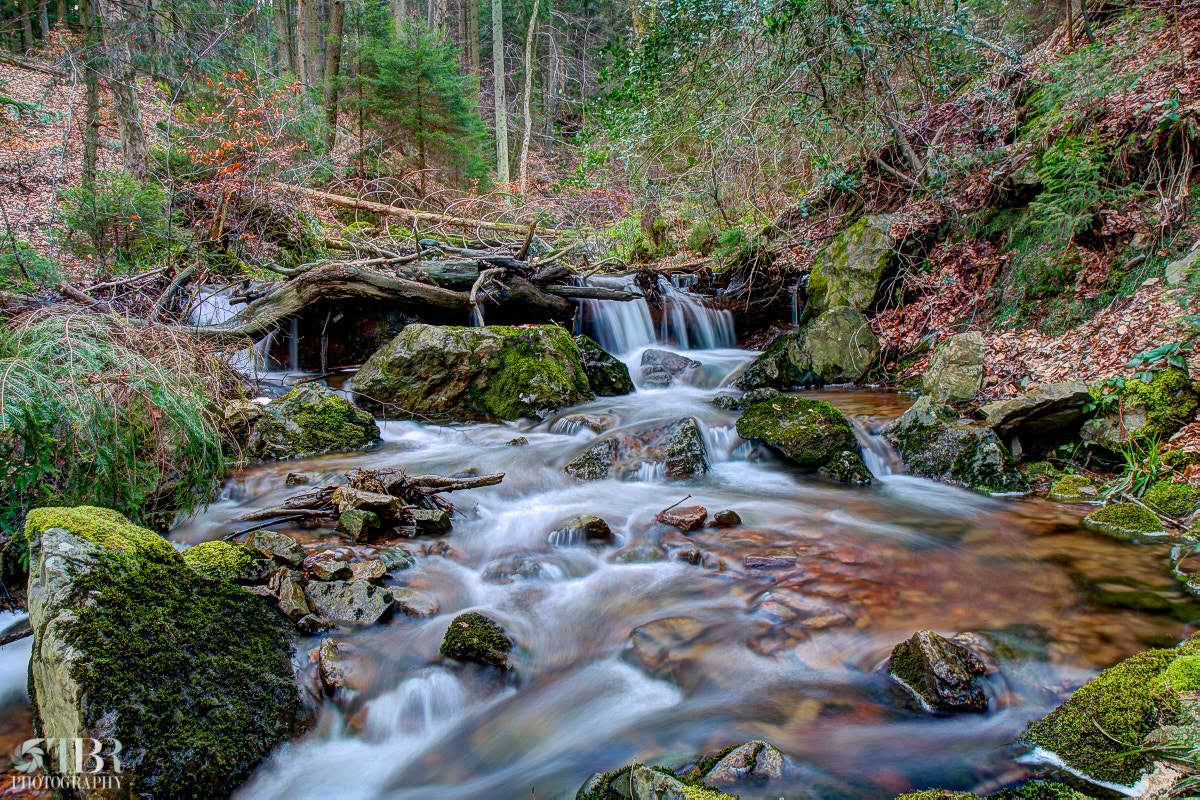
(579, 276), (735, 355)
(365, 668), (468, 741)
(188, 286), (296, 374)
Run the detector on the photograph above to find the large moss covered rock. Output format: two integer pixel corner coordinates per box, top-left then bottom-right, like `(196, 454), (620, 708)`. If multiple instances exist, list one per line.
(735, 397), (872, 484)
(25, 507), (298, 799)
(1020, 637), (1200, 789)
(888, 631), (988, 713)
(563, 417), (710, 481)
(574, 335), (634, 396)
(883, 397), (1026, 494)
(803, 214), (899, 321)
(921, 332), (984, 404)
(354, 324), (594, 421)
(735, 306), (880, 390)
(1081, 369), (1200, 450)
(243, 383), (380, 461)
(439, 611), (514, 671)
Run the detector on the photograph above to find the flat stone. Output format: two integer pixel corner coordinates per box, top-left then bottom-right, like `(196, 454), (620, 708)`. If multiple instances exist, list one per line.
(745, 555), (796, 569)
(390, 587), (440, 617)
(656, 505), (707, 531)
(980, 381), (1092, 441)
(304, 580), (394, 626)
(248, 530), (305, 567)
(349, 559), (387, 582)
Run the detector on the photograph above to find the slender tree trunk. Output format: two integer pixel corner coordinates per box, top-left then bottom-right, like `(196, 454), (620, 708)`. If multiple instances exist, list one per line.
(323, 0), (344, 149)
(81, 0), (100, 196)
(20, 0), (35, 51)
(297, 0), (318, 85)
(273, 0), (294, 75)
(37, 0), (49, 39)
(390, 0), (407, 38)
(491, 0), (508, 183)
(467, 0), (479, 70)
(429, 0), (446, 34)
(55, 0), (67, 29)
(99, 0), (147, 179)
(517, 0), (539, 195)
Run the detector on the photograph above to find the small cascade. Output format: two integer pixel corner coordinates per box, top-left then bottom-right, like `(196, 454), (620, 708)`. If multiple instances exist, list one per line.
(365, 668), (468, 741)
(852, 419), (904, 478)
(579, 277), (657, 354)
(657, 279), (736, 350)
(579, 276), (735, 355)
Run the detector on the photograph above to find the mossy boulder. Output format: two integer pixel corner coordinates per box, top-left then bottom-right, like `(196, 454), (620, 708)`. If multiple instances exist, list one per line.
(574, 335), (635, 396)
(1145, 480), (1200, 517)
(563, 417), (710, 481)
(736, 397), (872, 484)
(1081, 369), (1200, 450)
(243, 383), (380, 461)
(181, 540), (270, 583)
(1048, 474), (1098, 502)
(883, 397), (1026, 495)
(25, 507), (298, 798)
(577, 764), (736, 800)
(735, 306), (880, 390)
(1081, 502), (1166, 541)
(354, 324), (594, 421)
(440, 611), (514, 671)
(802, 214), (898, 321)
(894, 792), (979, 800)
(888, 631), (988, 713)
(921, 332), (984, 404)
(1020, 637), (1200, 788)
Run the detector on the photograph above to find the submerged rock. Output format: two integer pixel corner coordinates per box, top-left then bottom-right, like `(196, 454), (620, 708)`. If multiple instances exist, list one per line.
(1082, 503), (1166, 541)
(563, 417), (710, 481)
(575, 334), (635, 396)
(440, 611), (514, 671)
(921, 332), (984, 404)
(735, 306), (880, 390)
(656, 505), (708, 531)
(243, 383), (380, 461)
(883, 396), (1025, 494)
(354, 324), (594, 421)
(887, 630), (988, 713)
(390, 587), (440, 617)
(304, 579), (394, 625)
(803, 214), (898, 320)
(548, 514), (614, 546)
(640, 349), (701, 388)
(735, 396), (872, 484)
(25, 507), (298, 798)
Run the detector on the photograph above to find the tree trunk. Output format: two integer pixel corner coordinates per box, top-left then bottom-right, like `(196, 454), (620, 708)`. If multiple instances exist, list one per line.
(323, 0), (344, 149)
(467, 0), (479, 70)
(54, 0), (66, 29)
(428, 0), (446, 33)
(19, 0), (35, 51)
(390, 0), (407, 38)
(297, 0), (317, 85)
(491, 0), (508, 183)
(99, 0), (147, 179)
(81, 0), (100, 197)
(273, 0), (294, 75)
(517, 0), (539, 195)
(37, 0), (49, 39)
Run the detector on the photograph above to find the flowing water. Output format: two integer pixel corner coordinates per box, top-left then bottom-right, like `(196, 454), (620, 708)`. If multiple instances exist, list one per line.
(8, 283), (1190, 798)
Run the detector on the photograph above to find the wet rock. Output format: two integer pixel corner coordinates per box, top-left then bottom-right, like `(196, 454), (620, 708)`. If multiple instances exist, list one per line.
(390, 587), (440, 617)
(243, 383), (380, 461)
(883, 396), (1026, 494)
(575, 334), (635, 396)
(277, 572), (310, 620)
(1081, 369), (1200, 450)
(249, 530), (305, 566)
(626, 616), (708, 679)
(673, 547), (718, 568)
(336, 509), (382, 542)
(711, 509), (741, 527)
(1048, 474), (1098, 502)
(563, 417), (710, 481)
(640, 349), (701, 388)
(349, 559), (387, 582)
(506, 436), (529, 446)
(1082, 503), (1166, 541)
(24, 507), (298, 798)
(921, 332), (984, 404)
(311, 559), (353, 581)
(611, 544), (669, 563)
(375, 547), (415, 571)
(548, 514), (614, 546)
(980, 381), (1091, 450)
(481, 554), (544, 583)
(440, 611), (514, 670)
(745, 555), (796, 569)
(182, 540), (271, 584)
(577, 765), (735, 800)
(411, 508), (453, 535)
(285, 471), (314, 486)
(317, 638), (375, 692)
(656, 505), (707, 531)
(803, 214), (898, 320)
(888, 630), (988, 713)
(697, 740), (789, 787)
(712, 393), (743, 411)
(736, 396), (872, 485)
(551, 412), (617, 434)
(354, 324), (594, 422)
(711, 388), (781, 411)
(224, 399), (264, 438)
(304, 579), (394, 625)
(332, 485), (404, 517)
(735, 307), (880, 390)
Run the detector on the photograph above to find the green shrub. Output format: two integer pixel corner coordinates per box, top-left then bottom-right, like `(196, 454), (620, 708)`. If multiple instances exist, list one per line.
(0, 312), (230, 538)
(0, 241), (59, 292)
(58, 170), (181, 267)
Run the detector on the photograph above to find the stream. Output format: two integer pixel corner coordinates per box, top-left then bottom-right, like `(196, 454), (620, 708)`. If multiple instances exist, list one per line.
(2, 284), (1196, 799)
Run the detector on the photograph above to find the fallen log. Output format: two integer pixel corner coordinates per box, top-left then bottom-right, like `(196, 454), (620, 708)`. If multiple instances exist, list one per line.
(544, 285), (642, 301)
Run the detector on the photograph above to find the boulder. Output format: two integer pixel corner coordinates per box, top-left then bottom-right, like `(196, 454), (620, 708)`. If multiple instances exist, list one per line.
(304, 579), (394, 625)
(735, 397), (872, 485)
(24, 507), (298, 798)
(711, 509), (741, 527)
(656, 505), (707, 531)
(1081, 369), (1200, 450)
(353, 324), (594, 421)
(1166, 242), (1200, 285)
(696, 740), (790, 787)
(574, 335), (635, 396)
(883, 396), (1026, 494)
(888, 630), (988, 713)
(802, 214), (898, 320)
(243, 384), (380, 461)
(563, 417), (710, 481)
(640, 349), (701, 388)
(249, 530), (305, 566)
(921, 332), (984, 404)
(1082, 503), (1166, 541)
(548, 514), (614, 546)
(336, 509), (382, 541)
(735, 307), (880, 390)
(439, 611), (514, 670)
(980, 381), (1091, 449)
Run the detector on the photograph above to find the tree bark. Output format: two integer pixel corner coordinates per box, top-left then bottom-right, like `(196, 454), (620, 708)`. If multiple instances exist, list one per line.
(54, 0), (66, 28)
(273, 0), (294, 75)
(491, 0), (509, 183)
(390, 0), (407, 38)
(517, 0), (539, 195)
(467, 0), (479, 70)
(81, 0), (100, 197)
(19, 0), (35, 51)
(37, 0), (49, 39)
(323, 0), (344, 149)
(296, 0), (315, 85)
(98, 0), (147, 179)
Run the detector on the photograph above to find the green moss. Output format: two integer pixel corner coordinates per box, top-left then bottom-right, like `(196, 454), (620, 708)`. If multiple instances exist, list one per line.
(736, 396), (859, 467)
(1122, 369), (1200, 441)
(1145, 480), (1200, 517)
(1161, 450), (1200, 470)
(479, 327), (594, 420)
(285, 388), (378, 454)
(56, 523), (298, 797)
(1049, 474), (1097, 502)
(1082, 502), (1165, 540)
(988, 780), (1088, 800)
(1022, 643), (1199, 785)
(1156, 654), (1200, 692)
(181, 540), (261, 582)
(439, 611), (514, 670)
(27, 506), (175, 559)
(687, 744), (740, 779)
(577, 764), (736, 800)
(894, 792), (979, 800)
